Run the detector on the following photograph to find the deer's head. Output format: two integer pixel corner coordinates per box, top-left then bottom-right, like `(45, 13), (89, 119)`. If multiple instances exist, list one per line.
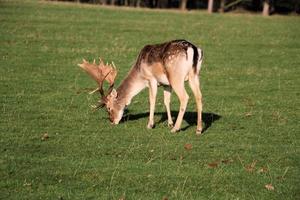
(78, 58), (123, 124)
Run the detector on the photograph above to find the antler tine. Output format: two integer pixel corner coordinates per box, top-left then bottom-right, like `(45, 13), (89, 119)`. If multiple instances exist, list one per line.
(91, 101), (105, 111)
(107, 83), (114, 95)
(110, 62), (118, 84)
(98, 70), (113, 97)
(89, 87), (100, 95)
(99, 57), (104, 65)
(98, 72), (105, 97)
(93, 59), (96, 65)
(112, 61), (116, 69)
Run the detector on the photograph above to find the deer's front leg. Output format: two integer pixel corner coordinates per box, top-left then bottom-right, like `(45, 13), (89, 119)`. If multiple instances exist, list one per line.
(147, 80), (157, 129)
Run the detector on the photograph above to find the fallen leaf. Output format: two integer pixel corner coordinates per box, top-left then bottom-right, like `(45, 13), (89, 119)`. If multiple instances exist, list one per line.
(41, 133), (49, 141)
(23, 182), (32, 187)
(245, 160), (257, 172)
(162, 197), (168, 200)
(208, 162), (219, 168)
(221, 159), (233, 164)
(23, 179), (32, 187)
(245, 112), (252, 117)
(265, 184), (274, 191)
(184, 143), (192, 150)
(258, 167), (268, 173)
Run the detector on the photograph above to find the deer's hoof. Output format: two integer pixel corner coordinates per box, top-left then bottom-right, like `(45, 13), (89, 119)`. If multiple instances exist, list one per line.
(168, 122), (174, 128)
(196, 129), (202, 136)
(171, 128), (180, 133)
(147, 123), (154, 129)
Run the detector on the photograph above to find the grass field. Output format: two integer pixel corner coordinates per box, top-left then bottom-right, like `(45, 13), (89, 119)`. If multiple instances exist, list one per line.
(0, 0), (299, 199)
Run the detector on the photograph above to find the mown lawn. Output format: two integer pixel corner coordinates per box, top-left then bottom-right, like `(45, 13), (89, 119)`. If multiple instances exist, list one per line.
(0, 0), (299, 199)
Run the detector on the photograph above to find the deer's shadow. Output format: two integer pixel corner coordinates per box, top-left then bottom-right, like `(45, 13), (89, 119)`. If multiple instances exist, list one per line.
(121, 110), (221, 133)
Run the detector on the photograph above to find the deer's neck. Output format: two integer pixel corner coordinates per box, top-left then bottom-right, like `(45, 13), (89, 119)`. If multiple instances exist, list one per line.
(116, 68), (147, 107)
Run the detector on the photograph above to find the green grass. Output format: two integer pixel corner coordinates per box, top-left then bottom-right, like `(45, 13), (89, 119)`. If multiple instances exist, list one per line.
(0, 0), (299, 199)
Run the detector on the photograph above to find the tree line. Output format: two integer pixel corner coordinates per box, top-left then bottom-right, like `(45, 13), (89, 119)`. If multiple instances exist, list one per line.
(50, 0), (300, 15)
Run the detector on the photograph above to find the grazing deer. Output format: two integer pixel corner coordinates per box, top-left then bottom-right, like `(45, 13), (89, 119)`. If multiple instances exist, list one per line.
(79, 39), (204, 135)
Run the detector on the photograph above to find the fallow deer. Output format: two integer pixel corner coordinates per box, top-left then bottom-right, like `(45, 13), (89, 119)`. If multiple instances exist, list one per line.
(79, 39), (204, 135)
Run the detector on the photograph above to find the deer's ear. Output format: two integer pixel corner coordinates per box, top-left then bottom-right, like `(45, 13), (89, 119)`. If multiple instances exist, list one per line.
(111, 89), (117, 98)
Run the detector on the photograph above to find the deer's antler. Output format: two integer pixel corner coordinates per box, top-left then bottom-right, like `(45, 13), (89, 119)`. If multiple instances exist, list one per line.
(78, 58), (118, 96)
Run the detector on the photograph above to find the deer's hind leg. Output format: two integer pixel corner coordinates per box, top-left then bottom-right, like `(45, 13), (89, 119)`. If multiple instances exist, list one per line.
(169, 76), (189, 133)
(163, 86), (173, 128)
(188, 72), (203, 135)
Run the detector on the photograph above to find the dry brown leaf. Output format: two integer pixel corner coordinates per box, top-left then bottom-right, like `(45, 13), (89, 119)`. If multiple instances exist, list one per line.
(208, 162), (219, 168)
(245, 160), (257, 172)
(258, 167), (268, 173)
(23, 182), (32, 187)
(184, 143), (192, 150)
(162, 197), (168, 200)
(41, 133), (49, 141)
(23, 179), (32, 187)
(265, 184), (274, 191)
(221, 159), (233, 164)
(245, 112), (252, 117)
